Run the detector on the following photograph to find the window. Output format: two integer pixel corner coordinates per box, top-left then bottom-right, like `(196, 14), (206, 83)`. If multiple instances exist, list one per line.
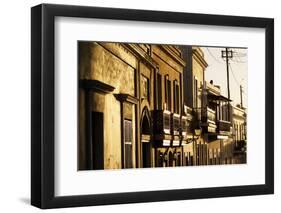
(168, 151), (174, 167)
(157, 73), (162, 110)
(176, 152), (181, 166)
(184, 153), (188, 166)
(141, 75), (149, 100)
(243, 123), (247, 140)
(174, 80), (180, 114)
(167, 80), (171, 110)
(190, 155), (193, 166)
(194, 77), (198, 108)
(165, 75), (171, 111)
(234, 123), (237, 141)
(220, 102), (229, 121)
(240, 124), (242, 141)
(124, 119), (133, 168)
(163, 112), (171, 132)
(157, 151), (164, 167)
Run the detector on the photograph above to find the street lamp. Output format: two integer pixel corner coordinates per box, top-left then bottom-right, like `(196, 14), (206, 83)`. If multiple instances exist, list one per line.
(194, 128), (202, 139)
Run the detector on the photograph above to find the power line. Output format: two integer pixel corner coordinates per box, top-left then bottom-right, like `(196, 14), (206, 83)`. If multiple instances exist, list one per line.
(229, 63), (241, 87)
(232, 51), (247, 57)
(229, 63), (248, 102)
(231, 50), (248, 63)
(206, 47), (224, 64)
(232, 58), (247, 63)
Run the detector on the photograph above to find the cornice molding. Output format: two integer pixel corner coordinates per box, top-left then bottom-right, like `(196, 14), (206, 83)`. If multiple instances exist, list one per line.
(79, 79), (115, 93)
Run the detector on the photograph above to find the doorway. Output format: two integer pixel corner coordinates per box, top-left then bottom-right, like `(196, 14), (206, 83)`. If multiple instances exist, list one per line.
(142, 142), (151, 168)
(141, 108), (151, 168)
(91, 111), (104, 170)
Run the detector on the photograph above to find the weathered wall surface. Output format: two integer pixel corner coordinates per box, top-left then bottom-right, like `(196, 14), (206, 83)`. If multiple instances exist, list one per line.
(192, 52), (205, 109)
(152, 45), (182, 112)
(78, 42), (137, 170)
(79, 42), (135, 96)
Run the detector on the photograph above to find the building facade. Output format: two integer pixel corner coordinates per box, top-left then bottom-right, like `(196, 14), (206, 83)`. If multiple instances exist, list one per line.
(181, 47), (208, 166)
(203, 81), (234, 165)
(78, 42), (188, 170)
(178, 46), (247, 166)
(232, 105), (247, 163)
(78, 42), (247, 170)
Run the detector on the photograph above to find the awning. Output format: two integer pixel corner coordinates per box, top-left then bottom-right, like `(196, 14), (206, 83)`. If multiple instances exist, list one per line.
(208, 93), (232, 102)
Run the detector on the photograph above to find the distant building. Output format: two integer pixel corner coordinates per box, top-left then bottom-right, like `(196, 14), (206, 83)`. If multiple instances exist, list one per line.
(181, 46), (246, 166)
(203, 81), (234, 165)
(181, 47), (208, 166)
(232, 105), (247, 163)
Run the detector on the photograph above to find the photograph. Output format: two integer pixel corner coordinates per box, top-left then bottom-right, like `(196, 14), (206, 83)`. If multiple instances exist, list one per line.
(30, 3), (274, 209)
(78, 42), (247, 170)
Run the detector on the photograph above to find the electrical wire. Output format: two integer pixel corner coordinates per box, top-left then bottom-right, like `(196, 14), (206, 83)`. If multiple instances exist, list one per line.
(206, 47), (224, 64)
(229, 63), (241, 87)
(229, 63), (248, 103)
(232, 58), (247, 63)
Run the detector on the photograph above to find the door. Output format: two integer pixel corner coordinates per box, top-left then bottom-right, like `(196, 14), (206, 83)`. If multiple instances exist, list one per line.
(142, 142), (151, 168)
(92, 111), (104, 170)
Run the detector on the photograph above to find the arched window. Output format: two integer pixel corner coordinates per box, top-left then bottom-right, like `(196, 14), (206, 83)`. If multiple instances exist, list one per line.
(141, 111), (150, 135)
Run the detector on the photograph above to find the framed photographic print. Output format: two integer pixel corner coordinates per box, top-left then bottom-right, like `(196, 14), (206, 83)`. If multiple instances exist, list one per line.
(31, 3), (274, 209)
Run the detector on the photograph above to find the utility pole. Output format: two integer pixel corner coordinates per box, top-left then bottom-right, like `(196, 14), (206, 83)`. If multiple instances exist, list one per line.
(240, 85), (243, 108)
(221, 48), (233, 121)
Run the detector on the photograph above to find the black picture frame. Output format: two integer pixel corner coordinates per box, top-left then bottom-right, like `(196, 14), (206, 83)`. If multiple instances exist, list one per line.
(31, 3), (274, 209)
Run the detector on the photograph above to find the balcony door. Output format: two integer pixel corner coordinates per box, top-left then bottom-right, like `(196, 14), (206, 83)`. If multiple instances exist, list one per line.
(141, 108), (152, 168)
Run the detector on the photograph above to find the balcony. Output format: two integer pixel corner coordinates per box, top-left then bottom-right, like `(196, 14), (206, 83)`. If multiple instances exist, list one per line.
(153, 110), (172, 135)
(182, 106), (193, 137)
(217, 120), (231, 132)
(200, 106), (232, 135)
(204, 107), (216, 123)
(173, 114), (181, 135)
(200, 107), (217, 133)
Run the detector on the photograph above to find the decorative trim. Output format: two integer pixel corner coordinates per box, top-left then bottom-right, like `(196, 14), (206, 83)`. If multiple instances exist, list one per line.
(193, 48), (208, 68)
(123, 44), (157, 69)
(79, 80), (115, 93)
(114, 93), (139, 104)
(159, 45), (186, 67)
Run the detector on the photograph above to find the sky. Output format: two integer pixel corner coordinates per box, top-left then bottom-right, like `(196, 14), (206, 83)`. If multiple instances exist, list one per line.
(201, 47), (248, 108)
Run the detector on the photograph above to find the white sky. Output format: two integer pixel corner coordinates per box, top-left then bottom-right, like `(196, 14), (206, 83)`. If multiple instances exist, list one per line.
(201, 47), (248, 108)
